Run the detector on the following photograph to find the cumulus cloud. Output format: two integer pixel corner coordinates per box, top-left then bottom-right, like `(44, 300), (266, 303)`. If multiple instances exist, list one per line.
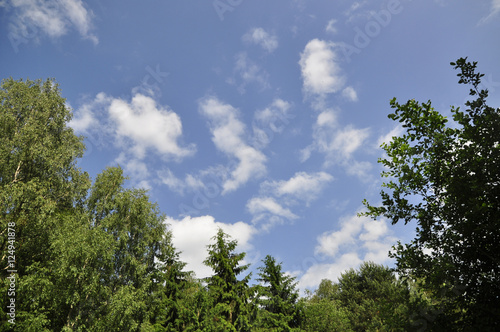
(299, 39), (346, 96)
(247, 171), (334, 230)
(298, 212), (397, 290)
(7, 0), (98, 45)
(199, 96), (267, 194)
(243, 27), (278, 53)
(302, 111), (371, 178)
(247, 197), (299, 223)
(166, 215), (257, 279)
(108, 93), (196, 160)
(262, 171), (334, 204)
(69, 92), (195, 188)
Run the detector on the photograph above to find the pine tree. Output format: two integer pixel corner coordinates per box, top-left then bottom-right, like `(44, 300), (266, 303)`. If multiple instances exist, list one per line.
(255, 255), (303, 331)
(203, 228), (252, 331)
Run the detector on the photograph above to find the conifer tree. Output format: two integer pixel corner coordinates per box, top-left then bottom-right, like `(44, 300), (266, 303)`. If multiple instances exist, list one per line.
(203, 228), (252, 331)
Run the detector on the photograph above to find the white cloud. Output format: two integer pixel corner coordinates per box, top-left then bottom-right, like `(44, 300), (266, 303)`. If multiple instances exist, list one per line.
(342, 86), (358, 102)
(70, 92), (195, 188)
(479, 0), (500, 24)
(157, 168), (206, 195)
(331, 125), (370, 159)
(232, 52), (270, 93)
(199, 97), (267, 194)
(69, 93), (104, 133)
(316, 109), (337, 127)
(108, 93), (196, 160)
(325, 19), (338, 34)
(243, 27), (278, 53)
(254, 98), (291, 129)
(247, 197), (299, 222)
(8, 0), (98, 45)
(298, 212), (397, 290)
(377, 124), (404, 148)
(251, 98), (293, 149)
(247, 171), (334, 230)
(166, 215), (257, 279)
(299, 252), (363, 290)
(299, 39), (346, 96)
(262, 171), (334, 204)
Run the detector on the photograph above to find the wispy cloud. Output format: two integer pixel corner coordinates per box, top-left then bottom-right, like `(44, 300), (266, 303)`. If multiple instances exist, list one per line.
(325, 19), (338, 34)
(479, 0), (500, 24)
(342, 86), (358, 102)
(199, 96), (267, 194)
(243, 27), (279, 53)
(7, 0), (98, 45)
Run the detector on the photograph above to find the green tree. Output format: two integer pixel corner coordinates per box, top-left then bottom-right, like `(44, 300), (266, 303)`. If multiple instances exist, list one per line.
(301, 280), (352, 332)
(0, 78), (90, 331)
(0, 78), (187, 331)
(255, 255), (303, 331)
(203, 228), (252, 331)
(363, 58), (500, 330)
(335, 262), (412, 331)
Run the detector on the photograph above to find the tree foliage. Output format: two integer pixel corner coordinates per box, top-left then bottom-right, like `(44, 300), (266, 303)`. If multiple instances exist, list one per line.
(203, 228), (252, 331)
(0, 78), (184, 331)
(363, 58), (500, 330)
(255, 255), (303, 331)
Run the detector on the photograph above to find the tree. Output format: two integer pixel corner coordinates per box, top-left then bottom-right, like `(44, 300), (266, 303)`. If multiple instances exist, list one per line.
(0, 78), (187, 331)
(301, 280), (352, 332)
(203, 228), (252, 331)
(0, 78), (91, 331)
(363, 58), (500, 330)
(335, 262), (412, 331)
(255, 255), (303, 331)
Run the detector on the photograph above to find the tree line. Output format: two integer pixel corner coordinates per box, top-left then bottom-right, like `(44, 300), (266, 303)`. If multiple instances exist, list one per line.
(1, 58), (498, 331)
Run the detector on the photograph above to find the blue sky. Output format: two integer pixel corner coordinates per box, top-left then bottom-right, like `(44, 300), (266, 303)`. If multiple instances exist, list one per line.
(2, 0), (500, 292)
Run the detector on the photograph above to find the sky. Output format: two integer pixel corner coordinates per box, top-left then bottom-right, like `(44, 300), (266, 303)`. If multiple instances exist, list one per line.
(1, 0), (500, 292)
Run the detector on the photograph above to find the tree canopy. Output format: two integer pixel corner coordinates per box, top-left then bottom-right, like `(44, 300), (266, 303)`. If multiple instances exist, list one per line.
(363, 58), (500, 330)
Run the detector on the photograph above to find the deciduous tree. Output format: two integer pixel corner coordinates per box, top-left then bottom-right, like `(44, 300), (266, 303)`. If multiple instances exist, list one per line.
(363, 58), (500, 330)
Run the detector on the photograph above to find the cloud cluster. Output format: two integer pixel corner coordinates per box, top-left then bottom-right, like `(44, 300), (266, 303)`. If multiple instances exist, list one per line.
(299, 212), (397, 290)
(199, 97), (267, 194)
(247, 171), (334, 230)
(301, 110), (372, 179)
(70, 92), (195, 188)
(7, 0), (98, 44)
